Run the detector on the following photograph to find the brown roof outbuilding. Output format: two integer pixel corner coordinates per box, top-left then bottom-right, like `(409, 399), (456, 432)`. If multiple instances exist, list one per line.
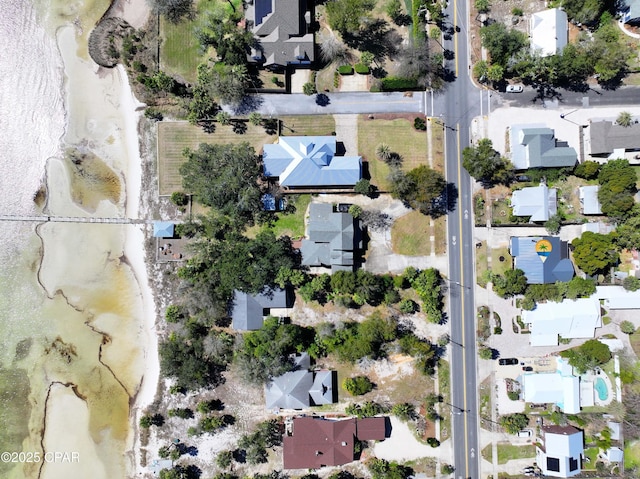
(356, 417), (386, 441)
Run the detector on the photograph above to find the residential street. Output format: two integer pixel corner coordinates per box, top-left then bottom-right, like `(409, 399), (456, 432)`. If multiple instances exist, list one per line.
(228, 91), (426, 115)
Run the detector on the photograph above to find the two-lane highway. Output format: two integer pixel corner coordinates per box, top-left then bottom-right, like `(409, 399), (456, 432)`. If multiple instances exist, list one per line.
(438, 0), (481, 478)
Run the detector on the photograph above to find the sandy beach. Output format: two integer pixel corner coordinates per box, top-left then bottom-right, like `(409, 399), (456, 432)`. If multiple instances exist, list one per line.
(35, 0), (159, 477)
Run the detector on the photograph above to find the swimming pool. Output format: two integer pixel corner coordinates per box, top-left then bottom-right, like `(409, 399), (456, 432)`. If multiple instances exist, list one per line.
(595, 377), (608, 401)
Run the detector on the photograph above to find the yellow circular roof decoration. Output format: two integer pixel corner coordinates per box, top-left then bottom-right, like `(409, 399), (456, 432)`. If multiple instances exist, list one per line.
(535, 239), (553, 253)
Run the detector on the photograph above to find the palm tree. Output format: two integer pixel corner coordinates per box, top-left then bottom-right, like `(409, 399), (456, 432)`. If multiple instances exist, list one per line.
(617, 111), (633, 127)
(375, 143), (392, 161)
(216, 111), (231, 125)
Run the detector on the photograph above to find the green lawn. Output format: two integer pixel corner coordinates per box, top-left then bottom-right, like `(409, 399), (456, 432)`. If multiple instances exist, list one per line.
(495, 444), (536, 464)
(476, 241), (488, 287)
(159, 0), (242, 83)
(584, 447), (600, 468)
(438, 360), (451, 441)
(625, 440), (640, 468)
(358, 116), (428, 190)
(281, 115), (336, 137)
(266, 194), (311, 239)
(391, 211), (431, 256)
(481, 444), (494, 463)
(491, 247), (512, 276)
(157, 121), (274, 195)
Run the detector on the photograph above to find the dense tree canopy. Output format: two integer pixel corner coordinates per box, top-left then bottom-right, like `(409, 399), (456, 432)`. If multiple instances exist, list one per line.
(462, 138), (514, 187)
(389, 165), (447, 217)
(571, 231), (618, 276)
(613, 214), (640, 251)
(235, 317), (315, 384)
(148, 0), (194, 23)
(562, 0), (609, 26)
(561, 339), (611, 373)
(180, 142), (263, 223)
(480, 22), (528, 67)
(492, 269), (528, 298)
(196, 11), (254, 65)
(499, 413), (529, 434)
(411, 268), (444, 324)
(598, 159), (637, 220)
(325, 0), (376, 35)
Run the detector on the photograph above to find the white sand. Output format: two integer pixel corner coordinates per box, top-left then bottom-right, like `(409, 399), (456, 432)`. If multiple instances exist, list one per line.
(41, 386), (109, 478)
(45, 6), (158, 477)
(373, 416), (451, 461)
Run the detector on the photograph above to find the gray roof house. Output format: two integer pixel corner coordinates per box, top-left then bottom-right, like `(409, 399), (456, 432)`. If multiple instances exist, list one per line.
(301, 203), (362, 272)
(536, 425), (584, 478)
(265, 352), (337, 409)
(511, 126), (577, 170)
(246, 0), (314, 67)
(231, 288), (294, 330)
(263, 136), (361, 189)
(510, 236), (574, 284)
(579, 185), (602, 215)
(511, 183), (557, 222)
(589, 120), (640, 156)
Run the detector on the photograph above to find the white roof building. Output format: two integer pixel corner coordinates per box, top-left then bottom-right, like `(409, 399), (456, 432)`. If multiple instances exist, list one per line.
(523, 297), (602, 346)
(521, 358), (581, 413)
(530, 8), (568, 57)
(511, 184), (558, 222)
(596, 285), (640, 309)
(537, 425), (583, 477)
(579, 186), (602, 215)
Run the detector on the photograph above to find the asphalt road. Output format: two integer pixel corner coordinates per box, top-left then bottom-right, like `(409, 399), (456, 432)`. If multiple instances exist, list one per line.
(497, 84), (640, 109)
(229, 91), (426, 115)
(438, 1), (481, 478)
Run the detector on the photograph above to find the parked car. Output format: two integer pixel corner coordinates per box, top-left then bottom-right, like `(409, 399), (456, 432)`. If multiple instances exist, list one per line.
(522, 366), (534, 372)
(518, 429), (532, 437)
(499, 358), (519, 365)
(506, 84), (524, 93)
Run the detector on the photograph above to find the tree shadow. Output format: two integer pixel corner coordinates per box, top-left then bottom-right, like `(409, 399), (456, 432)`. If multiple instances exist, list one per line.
(431, 182), (458, 218)
(231, 94), (264, 115)
(315, 93), (330, 106)
(343, 19), (400, 62)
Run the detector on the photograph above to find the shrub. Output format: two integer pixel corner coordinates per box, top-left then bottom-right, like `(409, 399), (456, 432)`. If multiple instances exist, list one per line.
(398, 298), (419, 314)
(354, 178), (376, 197)
(380, 76), (418, 91)
(391, 402), (415, 421)
(140, 413), (164, 428)
(383, 289), (401, 305)
(475, 0), (490, 13)
(170, 191), (189, 207)
(338, 65), (354, 75)
(168, 408), (194, 419)
(623, 276), (640, 291)
(348, 204), (363, 218)
(217, 450), (233, 469)
(343, 376), (374, 396)
(414, 117), (426, 131)
(512, 7), (523, 16)
(621, 320), (636, 334)
(302, 82), (317, 95)
(426, 437), (440, 447)
(354, 63), (370, 74)
(165, 304), (184, 323)
(507, 391), (520, 401)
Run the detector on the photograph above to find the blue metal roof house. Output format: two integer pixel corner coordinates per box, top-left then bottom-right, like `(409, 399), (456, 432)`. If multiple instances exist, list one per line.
(263, 136), (362, 189)
(510, 236), (574, 284)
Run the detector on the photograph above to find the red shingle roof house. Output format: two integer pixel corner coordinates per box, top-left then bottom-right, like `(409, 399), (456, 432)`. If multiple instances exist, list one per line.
(283, 416), (386, 469)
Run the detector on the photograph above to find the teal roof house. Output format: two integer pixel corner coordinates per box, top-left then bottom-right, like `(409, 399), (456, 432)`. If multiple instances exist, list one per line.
(263, 136), (361, 189)
(511, 126), (577, 170)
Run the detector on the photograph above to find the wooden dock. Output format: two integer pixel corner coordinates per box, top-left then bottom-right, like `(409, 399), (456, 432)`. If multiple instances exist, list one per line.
(0, 215), (150, 224)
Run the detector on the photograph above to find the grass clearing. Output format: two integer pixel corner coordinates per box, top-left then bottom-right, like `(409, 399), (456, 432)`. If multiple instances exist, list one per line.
(476, 241), (488, 287)
(438, 360), (451, 441)
(481, 444), (494, 463)
(625, 440), (640, 468)
(358, 116), (428, 190)
(391, 211), (431, 256)
(491, 247), (512, 276)
(281, 115), (336, 136)
(430, 119), (445, 171)
(157, 121), (274, 195)
(495, 443), (536, 464)
(159, 0), (242, 83)
(434, 216), (446, 255)
(246, 194), (311, 240)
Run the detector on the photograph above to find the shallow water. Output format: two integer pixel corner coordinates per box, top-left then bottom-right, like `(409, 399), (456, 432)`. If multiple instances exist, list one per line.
(0, 1), (149, 478)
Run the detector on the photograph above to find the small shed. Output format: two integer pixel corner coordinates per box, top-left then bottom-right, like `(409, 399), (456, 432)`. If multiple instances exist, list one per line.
(153, 221), (175, 238)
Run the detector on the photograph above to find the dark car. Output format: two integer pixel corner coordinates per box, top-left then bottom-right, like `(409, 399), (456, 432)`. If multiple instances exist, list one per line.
(522, 366), (534, 372)
(498, 358), (518, 365)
